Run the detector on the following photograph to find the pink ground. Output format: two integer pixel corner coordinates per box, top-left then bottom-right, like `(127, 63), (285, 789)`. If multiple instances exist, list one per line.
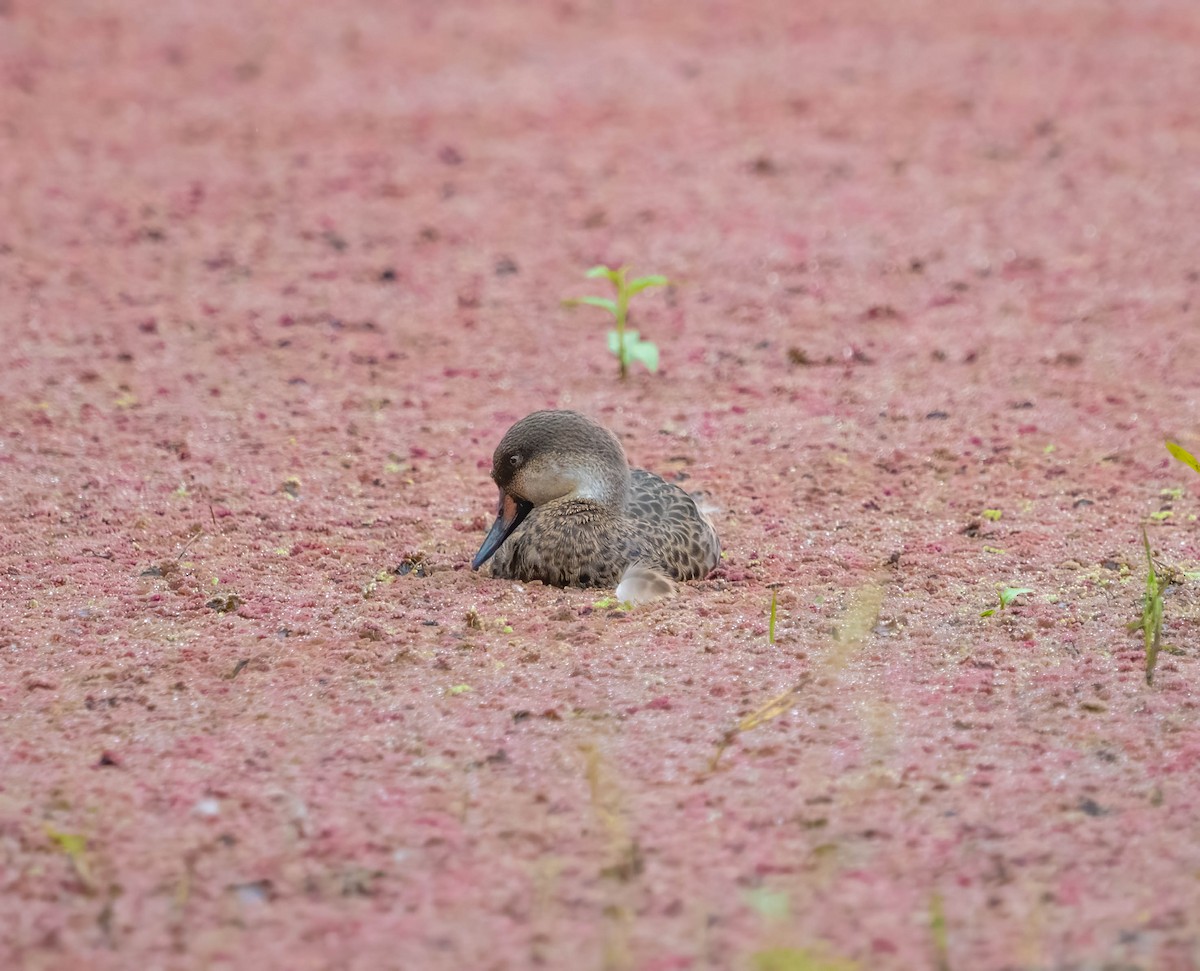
(3, 1), (1200, 969)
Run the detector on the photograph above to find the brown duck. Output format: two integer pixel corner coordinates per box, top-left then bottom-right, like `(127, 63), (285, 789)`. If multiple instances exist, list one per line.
(471, 410), (720, 601)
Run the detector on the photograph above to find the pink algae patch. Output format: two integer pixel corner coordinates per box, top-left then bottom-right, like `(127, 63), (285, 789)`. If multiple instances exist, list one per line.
(3, 1), (1200, 970)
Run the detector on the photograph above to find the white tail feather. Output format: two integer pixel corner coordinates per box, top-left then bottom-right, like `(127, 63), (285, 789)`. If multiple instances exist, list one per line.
(615, 563), (677, 605)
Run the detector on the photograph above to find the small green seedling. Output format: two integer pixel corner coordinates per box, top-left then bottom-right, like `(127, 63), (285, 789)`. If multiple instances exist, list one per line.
(564, 265), (669, 380)
(1135, 527), (1164, 685)
(1143, 439), (1197, 682)
(768, 588), (779, 645)
(980, 586), (1033, 617)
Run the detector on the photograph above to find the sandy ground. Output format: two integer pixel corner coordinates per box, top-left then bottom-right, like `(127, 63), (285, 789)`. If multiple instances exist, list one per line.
(3, 1), (1200, 969)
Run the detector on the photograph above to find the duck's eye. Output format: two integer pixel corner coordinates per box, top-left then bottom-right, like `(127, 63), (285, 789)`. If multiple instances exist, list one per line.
(508, 453), (522, 467)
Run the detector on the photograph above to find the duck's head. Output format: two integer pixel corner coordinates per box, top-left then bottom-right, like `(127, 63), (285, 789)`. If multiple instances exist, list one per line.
(471, 410), (631, 570)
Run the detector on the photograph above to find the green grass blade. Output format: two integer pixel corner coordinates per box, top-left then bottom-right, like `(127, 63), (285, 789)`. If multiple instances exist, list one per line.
(1142, 527), (1163, 684)
(930, 892), (950, 971)
(768, 588), (778, 644)
(1166, 440), (1200, 476)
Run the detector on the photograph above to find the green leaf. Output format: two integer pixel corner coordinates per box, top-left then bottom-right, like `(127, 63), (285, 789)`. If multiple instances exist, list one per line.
(1166, 441), (1200, 476)
(981, 509), (1002, 521)
(626, 274), (670, 295)
(585, 264), (619, 280)
(592, 595), (632, 611)
(47, 829), (88, 857)
(628, 339), (659, 372)
(744, 887), (790, 920)
(45, 827), (96, 889)
(979, 608), (996, 618)
(569, 295), (618, 317)
(998, 587), (1033, 609)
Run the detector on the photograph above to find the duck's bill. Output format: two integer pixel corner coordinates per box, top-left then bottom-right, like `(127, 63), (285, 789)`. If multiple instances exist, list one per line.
(471, 491), (533, 570)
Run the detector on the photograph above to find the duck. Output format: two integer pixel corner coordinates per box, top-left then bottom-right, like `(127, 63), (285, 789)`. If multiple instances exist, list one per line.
(471, 410), (721, 603)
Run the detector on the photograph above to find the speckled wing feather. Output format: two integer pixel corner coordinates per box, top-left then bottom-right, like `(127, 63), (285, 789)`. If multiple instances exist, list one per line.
(625, 469), (721, 581)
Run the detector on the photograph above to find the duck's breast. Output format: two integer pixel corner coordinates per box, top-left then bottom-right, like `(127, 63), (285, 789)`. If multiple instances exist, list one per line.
(486, 500), (631, 588)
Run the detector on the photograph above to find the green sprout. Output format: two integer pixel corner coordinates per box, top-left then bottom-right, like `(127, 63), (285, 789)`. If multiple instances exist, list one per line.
(980, 586), (1033, 618)
(1135, 527), (1164, 685)
(768, 587), (779, 645)
(1140, 439), (1198, 683)
(564, 265), (669, 380)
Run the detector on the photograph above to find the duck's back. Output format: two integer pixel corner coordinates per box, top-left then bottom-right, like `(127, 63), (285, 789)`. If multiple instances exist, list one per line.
(626, 469), (721, 581)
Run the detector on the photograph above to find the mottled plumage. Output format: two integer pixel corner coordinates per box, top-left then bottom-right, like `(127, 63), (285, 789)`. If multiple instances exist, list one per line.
(471, 411), (720, 599)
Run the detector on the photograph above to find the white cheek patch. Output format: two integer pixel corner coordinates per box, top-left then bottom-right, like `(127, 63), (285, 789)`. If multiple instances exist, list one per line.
(569, 468), (610, 502)
(521, 457), (610, 504)
(520, 467), (575, 505)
